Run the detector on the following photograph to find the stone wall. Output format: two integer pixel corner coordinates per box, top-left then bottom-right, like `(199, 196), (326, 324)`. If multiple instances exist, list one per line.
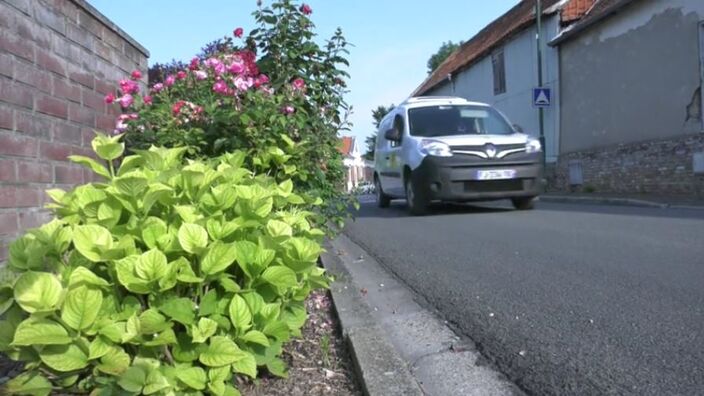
(0, 0), (149, 262)
(553, 133), (704, 197)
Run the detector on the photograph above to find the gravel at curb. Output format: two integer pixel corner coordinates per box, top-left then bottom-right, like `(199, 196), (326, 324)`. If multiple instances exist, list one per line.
(320, 241), (424, 396)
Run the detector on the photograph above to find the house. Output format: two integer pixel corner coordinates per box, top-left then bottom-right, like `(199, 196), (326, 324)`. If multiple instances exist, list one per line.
(412, 0), (564, 163)
(339, 136), (371, 191)
(549, 0), (704, 196)
(412, 0), (704, 197)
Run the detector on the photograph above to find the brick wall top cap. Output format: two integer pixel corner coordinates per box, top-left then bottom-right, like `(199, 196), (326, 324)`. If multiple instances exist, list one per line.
(71, 0), (150, 58)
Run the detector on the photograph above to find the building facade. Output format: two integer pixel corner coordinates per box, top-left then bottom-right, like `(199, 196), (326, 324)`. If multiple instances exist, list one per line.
(339, 136), (370, 192)
(551, 0), (704, 195)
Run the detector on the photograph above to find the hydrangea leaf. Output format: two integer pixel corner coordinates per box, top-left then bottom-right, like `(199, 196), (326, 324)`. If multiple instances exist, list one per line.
(4, 372), (52, 396)
(200, 241), (237, 276)
(228, 295), (252, 333)
(39, 343), (89, 372)
(199, 336), (246, 367)
(13, 272), (63, 313)
(12, 318), (71, 346)
(72, 225), (113, 262)
(261, 266), (297, 290)
(176, 366), (207, 390)
(192, 317), (218, 344)
(61, 286), (103, 330)
(178, 223), (208, 254)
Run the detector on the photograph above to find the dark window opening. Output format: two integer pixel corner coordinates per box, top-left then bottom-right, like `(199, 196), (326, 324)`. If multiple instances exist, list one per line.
(492, 50), (506, 95)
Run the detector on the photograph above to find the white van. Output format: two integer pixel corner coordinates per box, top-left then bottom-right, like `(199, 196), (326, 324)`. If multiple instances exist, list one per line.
(373, 96), (544, 215)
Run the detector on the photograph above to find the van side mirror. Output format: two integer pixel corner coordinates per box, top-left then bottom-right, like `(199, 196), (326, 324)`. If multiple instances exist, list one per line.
(384, 128), (400, 141)
(513, 124), (524, 133)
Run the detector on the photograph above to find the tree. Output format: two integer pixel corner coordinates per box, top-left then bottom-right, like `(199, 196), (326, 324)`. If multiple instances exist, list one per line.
(427, 41), (462, 74)
(364, 104), (394, 160)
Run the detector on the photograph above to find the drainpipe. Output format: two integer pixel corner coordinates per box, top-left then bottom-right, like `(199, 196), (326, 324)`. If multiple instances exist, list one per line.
(447, 73), (455, 94)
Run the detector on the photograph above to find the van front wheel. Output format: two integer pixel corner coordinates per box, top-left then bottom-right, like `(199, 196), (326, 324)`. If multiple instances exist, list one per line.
(375, 177), (391, 208)
(512, 197), (536, 210)
(405, 176), (429, 216)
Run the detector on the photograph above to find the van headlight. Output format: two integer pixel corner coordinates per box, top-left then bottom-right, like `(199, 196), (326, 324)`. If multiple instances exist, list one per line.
(420, 139), (453, 157)
(526, 139), (542, 153)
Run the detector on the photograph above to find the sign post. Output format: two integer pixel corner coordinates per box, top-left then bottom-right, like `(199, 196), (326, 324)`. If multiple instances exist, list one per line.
(535, 0), (546, 165)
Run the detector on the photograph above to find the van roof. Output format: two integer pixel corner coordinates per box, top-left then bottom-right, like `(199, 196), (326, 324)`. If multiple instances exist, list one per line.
(401, 96), (489, 108)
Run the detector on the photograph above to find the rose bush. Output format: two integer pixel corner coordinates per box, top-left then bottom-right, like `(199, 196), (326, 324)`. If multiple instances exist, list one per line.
(0, 134), (330, 395)
(112, 0), (355, 230)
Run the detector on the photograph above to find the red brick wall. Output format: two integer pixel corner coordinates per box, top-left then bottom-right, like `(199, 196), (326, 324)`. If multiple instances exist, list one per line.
(0, 0), (149, 262)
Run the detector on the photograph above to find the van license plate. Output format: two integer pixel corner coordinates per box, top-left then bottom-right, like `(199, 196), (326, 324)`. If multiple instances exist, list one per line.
(476, 169), (516, 180)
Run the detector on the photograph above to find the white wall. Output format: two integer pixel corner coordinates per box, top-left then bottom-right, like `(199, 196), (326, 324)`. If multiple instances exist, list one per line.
(428, 15), (561, 162)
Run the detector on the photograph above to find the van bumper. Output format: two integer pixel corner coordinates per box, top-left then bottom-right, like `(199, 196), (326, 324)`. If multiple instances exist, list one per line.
(412, 155), (544, 202)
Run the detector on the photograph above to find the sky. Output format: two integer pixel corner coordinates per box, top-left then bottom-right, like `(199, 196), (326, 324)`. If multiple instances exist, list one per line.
(90, 0), (519, 142)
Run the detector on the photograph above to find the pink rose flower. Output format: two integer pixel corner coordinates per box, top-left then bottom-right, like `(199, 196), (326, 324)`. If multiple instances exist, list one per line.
(130, 70), (142, 80)
(228, 61), (245, 75)
(104, 93), (115, 104)
(114, 113), (138, 134)
(194, 70), (208, 80)
(151, 83), (164, 93)
(234, 27), (244, 38)
(143, 95), (153, 105)
(189, 57), (200, 71)
(119, 79), (139, 95)
(205, 58), (226, 76)
(165, 75), (176, 87)
(234, 76), (254, 92)
(300, 3), (312, 15)
(282, 105), (295, 115)
(213, 80), (228, 94)
(292, 78), (305, 91)
(176, 71), (187, 80)
(118, 94), (133, 108)
(172, 100), (186, 116)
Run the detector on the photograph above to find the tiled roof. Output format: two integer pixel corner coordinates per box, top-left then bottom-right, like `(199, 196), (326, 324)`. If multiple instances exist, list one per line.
(550, 0), (638, 45)
(413, 0), (562, 96)
(561, 0), (597, 23)
(339, 136), (354, 156)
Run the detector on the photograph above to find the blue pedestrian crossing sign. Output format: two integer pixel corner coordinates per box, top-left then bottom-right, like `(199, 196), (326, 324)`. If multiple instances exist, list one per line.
(533, 87), (551, 107)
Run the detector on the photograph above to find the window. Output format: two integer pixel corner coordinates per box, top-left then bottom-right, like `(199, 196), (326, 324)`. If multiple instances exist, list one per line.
(391, 116), (404, 147)
(408, 105), (514, 137)
(492, 50), (506, 95)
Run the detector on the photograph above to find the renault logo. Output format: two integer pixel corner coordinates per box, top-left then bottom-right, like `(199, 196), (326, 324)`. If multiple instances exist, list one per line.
(485, 143), (497, 158)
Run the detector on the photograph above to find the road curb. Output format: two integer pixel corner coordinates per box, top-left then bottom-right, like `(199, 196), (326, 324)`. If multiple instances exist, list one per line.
(320, 241), (424, 396)
(540, 195), (670, 209)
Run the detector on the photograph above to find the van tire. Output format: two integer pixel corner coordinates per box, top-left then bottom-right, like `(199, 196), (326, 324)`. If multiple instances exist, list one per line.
(512, 197), (536, 210)
(375, 177), (391, 208)
(405, 175), (429, 216)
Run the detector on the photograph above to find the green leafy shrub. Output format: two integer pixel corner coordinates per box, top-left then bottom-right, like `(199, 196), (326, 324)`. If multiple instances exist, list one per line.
(0, 134), (329, 395)
(111, 0), (354, 230)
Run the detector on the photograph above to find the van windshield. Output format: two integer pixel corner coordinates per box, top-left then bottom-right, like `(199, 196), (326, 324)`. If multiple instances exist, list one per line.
(408, 105), (515, 137)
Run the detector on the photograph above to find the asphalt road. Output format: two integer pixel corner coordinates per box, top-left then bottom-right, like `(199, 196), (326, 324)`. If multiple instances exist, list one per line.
(343, 199), (704, 396)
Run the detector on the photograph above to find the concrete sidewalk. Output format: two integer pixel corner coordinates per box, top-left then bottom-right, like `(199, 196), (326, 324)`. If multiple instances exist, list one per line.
(321, 234), (522, 396)
(541, 192), (704, 210)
